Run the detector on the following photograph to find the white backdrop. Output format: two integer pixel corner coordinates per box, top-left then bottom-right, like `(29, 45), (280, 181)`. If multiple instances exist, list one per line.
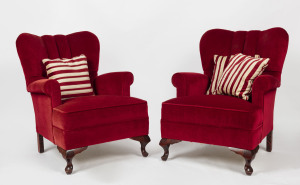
(0, 0), (300, 184)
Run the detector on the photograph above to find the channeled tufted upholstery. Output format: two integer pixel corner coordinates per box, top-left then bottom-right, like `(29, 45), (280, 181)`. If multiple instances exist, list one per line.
(200, 27), (289, 82)
(17, 31), (100, 86)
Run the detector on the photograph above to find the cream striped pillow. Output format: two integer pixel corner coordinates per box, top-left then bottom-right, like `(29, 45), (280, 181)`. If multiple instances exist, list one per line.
(206, 54), (260, 95)
(215, 53), (268, 100)
(42, 54), (94, 101)
(206, 55), (229, 95)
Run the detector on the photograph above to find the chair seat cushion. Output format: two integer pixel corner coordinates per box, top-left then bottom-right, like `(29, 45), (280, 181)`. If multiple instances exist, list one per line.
(162, 95), (263, 130)
(53, 95), (148, 131)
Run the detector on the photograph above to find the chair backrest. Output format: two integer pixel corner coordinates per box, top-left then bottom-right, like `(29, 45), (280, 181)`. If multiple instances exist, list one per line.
(16, 31), (100, 86)
(199, 27), (289, 82)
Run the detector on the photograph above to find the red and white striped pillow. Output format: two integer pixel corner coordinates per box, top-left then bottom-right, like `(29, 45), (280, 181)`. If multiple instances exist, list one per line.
(42, 54), (94, 101)
(216, 53), (269, 100)
(206, 55), (230, 95)
(206, 54), (260, 95)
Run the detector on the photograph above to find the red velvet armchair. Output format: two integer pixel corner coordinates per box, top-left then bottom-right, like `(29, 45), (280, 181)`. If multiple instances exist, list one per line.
(16, 31), (150, 174)
(159, 27), (288, 175)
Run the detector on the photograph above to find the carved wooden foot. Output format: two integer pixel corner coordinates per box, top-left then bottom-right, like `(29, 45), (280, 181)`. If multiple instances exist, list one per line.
(130, 135), (151, 157)
(266, 131), (273, 152)
(57, 146), (87, 175)
(159, 138), (181, 161)
(230, 146), (259, 176)
(37, 133), (44, 153)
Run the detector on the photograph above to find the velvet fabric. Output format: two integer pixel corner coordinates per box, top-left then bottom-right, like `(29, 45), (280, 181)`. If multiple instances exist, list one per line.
(16, 31), (149, 150)
(53, 119), (148, 150)
(27, 79), (61, 107)
(53, 95), (148, 131)
(95, 72), (134, 96)
(200, 28), (288, 82)
(161, 28), (288, 150)
(172, 72), (210, 97)
(162, 95), (262, 130)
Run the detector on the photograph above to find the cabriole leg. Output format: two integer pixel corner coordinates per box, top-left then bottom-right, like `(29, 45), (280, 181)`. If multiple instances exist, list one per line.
(130, 135), (151, 157)
(159, 138), (181, 161)
(230, 146), (259, 176)
(57, 146), (87, 175)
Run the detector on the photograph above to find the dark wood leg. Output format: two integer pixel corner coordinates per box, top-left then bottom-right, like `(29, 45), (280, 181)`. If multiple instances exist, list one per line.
(37, 133), (44, 153)
(230, 146), (259, 176)
(159, 138), (182, 161)
(130, 135), (151, 157)
(57, 146), (87, 175)
(266, 131), (273, 152)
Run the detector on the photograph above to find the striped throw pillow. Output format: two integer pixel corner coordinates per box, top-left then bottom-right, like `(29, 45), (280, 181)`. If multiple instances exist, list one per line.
(42, 54), (94, 101)
(215, 53), (269, 100)
(206, 55), (229, 95)
(206, 54), (260, 95)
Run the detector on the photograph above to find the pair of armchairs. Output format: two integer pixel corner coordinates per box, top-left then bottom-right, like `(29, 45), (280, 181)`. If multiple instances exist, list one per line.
(16, 27), (288, 175)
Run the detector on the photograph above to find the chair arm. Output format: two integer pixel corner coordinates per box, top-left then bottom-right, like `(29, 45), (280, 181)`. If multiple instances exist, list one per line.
(251, 75), (280, 107)
(172, 72), (210, 97)
(27, 79), (61, 107)
(94, 71), (134, 96)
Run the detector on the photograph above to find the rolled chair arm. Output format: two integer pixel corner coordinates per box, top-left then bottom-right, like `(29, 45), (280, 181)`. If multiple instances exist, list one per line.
(27, 79), (61, 107)
(172, 72), (210, 97)
(94, 71), (134, 96)
(251, 75), (280, 107)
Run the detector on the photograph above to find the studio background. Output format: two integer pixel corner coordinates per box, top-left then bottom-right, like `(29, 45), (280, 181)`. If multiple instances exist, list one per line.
(0, 0), (299, 184)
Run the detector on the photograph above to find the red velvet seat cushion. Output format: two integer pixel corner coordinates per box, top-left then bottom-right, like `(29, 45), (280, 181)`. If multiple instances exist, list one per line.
(162, 95), (263, 130)
(53, 95), (148, 131)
